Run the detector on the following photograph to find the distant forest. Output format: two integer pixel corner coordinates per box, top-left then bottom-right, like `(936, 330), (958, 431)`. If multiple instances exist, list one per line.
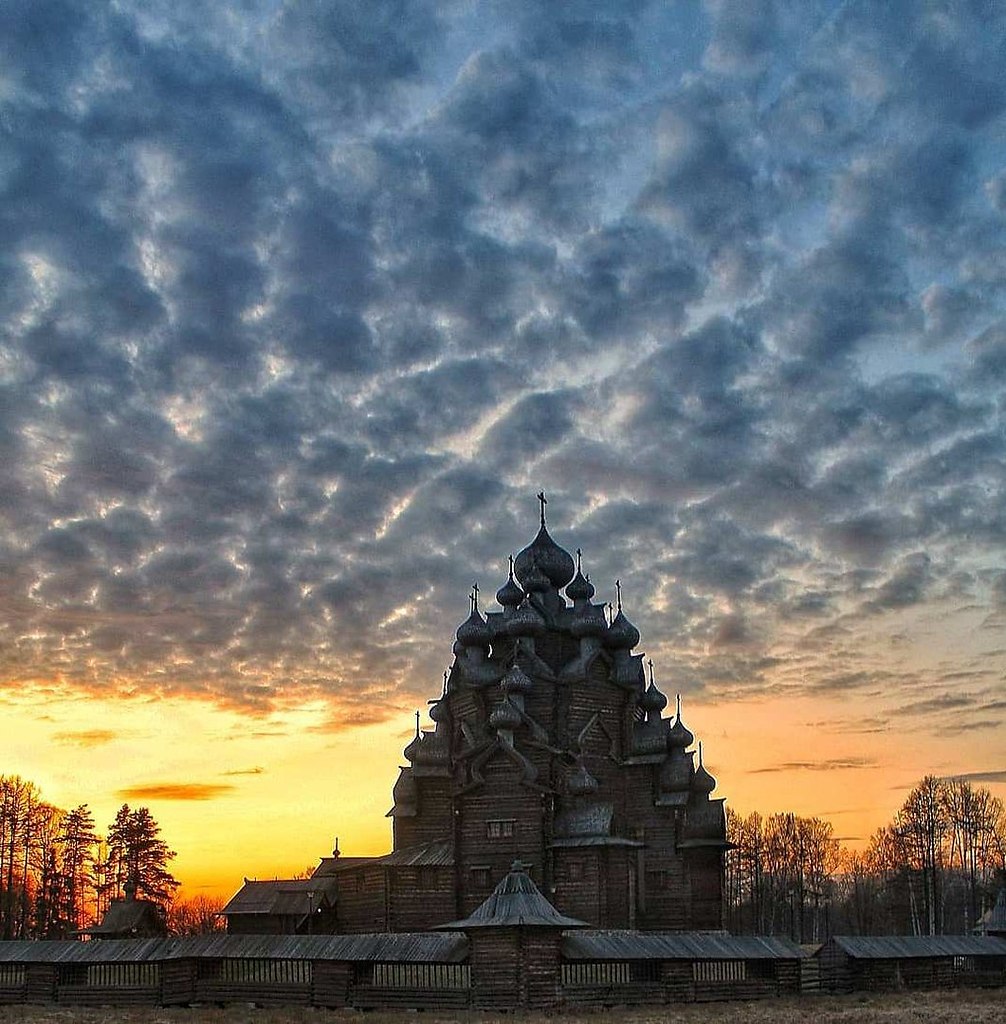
(726, 775), (1006, 941)
(0, 775), (219, 938)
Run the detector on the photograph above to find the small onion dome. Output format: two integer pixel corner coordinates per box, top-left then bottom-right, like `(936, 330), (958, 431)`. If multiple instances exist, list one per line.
(668, 694), (694, 748)
(500, 663), (533, 695)
(569, 604), (607, 639)
(668, 715), (694, 749)
(565, 569), (594, 602)
(489, 698), (522, 730)
(506, 601), (545, 638)
(456, 607), (490, 648)
(640, 681), (668, 715)
(522, 562), (551, 594)
(605, 609), (640, 649)
(566, 764), (599, 796)
(403, 734), (422, 762)
(693, 743), (716, 794)
(514, 524), (576, 589)
(693, 762), (716, 794)
(496, 574), (524, 608)
(429, 699), (448, 723)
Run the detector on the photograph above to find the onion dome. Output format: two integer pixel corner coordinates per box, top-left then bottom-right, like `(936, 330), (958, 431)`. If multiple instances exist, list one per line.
(452, 639), (465, 656)
(668, 694), (694, 749)
(566, 570), (594, 602)
(496, 558), (525, 609)
(489, 698), (522, 730)
(693, 743), (716, 794)
(403, 737), (420, 762)
(500, 663), (533, 695)
(514, 494), (576, 589)
(565, 550), (595, 602)
(641, 681), (667, 716)
(456, 608), (490, 648)
(566, 764), (599, 796)
(429, 699), (448, 723)
(506, 600), (545, 638)
(569, 603), (607, 639)
(521, 561), (551, 594)
(605, 609), (640, 649)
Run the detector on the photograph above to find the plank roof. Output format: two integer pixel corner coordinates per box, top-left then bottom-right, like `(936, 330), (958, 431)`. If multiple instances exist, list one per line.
(220, 876), (337, 918)
(0, 932), (468, 964)
(821, 935), (1006, 959)
(564, 930), (804, 961)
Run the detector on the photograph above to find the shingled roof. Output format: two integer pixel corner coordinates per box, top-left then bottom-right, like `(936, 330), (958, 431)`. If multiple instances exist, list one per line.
(220, 876), (338, 924)
(79, 897), (165, 939)
(435, 862), (587, 929)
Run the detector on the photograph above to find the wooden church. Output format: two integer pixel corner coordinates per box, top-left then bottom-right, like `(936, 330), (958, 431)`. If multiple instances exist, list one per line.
(223, 498), (729, 934)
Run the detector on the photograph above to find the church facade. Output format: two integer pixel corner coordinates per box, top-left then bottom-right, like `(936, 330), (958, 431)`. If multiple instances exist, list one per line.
(223, 500), (728, 934)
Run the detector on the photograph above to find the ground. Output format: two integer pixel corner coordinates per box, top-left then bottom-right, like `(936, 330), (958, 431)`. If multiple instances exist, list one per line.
(0, 992), (1004, 1024)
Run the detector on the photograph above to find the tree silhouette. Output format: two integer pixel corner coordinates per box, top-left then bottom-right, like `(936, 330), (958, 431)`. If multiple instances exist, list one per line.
(105, 804), (179, 909)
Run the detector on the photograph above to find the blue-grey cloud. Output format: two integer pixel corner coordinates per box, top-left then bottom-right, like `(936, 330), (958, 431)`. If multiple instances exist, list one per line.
(0, 0), (1002, 745)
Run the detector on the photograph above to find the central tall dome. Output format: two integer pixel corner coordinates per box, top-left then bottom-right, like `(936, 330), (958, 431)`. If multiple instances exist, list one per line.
(390, 495), (728, 931)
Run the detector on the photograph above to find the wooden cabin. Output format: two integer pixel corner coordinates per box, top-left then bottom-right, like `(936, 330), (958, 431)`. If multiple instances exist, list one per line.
(815, 935), (1006, 992)
(220, 876), (338, 935)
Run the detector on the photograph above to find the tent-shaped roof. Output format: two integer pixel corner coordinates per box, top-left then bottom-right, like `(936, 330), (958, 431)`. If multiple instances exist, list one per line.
(435, 861), (587, 929)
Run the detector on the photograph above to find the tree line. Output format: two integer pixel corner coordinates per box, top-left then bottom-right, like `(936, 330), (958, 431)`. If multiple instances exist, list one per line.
(0, 774), (216, 938)
(725, 775), (1006, 941)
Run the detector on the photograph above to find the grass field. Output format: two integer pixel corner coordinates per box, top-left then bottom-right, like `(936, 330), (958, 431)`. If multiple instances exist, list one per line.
(0, 991), (1004, 1024)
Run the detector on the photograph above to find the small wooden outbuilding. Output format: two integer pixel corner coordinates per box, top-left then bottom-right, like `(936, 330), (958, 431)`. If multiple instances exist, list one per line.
(815, 934), (1006, 992)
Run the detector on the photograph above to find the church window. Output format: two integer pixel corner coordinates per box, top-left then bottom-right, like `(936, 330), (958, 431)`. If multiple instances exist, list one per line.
(486, 819), (515, 839)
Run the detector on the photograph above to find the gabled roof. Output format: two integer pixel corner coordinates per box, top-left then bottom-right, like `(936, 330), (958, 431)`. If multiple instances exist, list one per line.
(378, 839), (454, 867)
(80, 898), (165, 937)
(435, 862), (587, 929)
(220, 876), (338, 919)
(313, 856), (375, 876)
(820, 935), (1006, 959)
(565, 930), (804, 961)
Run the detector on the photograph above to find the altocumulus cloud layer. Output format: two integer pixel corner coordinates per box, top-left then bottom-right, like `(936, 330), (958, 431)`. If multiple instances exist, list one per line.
(2, 0), (1005, 740)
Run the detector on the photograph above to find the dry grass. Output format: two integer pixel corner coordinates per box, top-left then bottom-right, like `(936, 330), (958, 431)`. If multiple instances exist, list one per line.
(0, 991), (1004, 1024)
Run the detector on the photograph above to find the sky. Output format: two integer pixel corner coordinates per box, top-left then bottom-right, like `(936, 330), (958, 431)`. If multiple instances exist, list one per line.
(1, 0), (1005, 899)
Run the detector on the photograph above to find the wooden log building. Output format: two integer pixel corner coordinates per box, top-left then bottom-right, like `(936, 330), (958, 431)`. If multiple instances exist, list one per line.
(0, 865), (807, 1010)
(815, 934), (1006, 993)
(223, 498), (730, 936)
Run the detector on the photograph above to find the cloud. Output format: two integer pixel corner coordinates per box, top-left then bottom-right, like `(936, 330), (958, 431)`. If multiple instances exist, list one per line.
(52, 729), (119, 748)
(117, 783), (236, 801)
(221, 766), (264, 777)
(748, 758), (878, 775)
(942, 770), (1006, 785)
(0, 0), (1001, 768)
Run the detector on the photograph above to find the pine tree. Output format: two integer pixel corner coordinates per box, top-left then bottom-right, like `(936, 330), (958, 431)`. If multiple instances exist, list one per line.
(57, 805), (99, 933)
(105, 804), (180, 909)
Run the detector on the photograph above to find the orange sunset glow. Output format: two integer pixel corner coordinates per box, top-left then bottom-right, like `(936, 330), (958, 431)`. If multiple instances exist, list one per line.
(2, 0), (1005, 915)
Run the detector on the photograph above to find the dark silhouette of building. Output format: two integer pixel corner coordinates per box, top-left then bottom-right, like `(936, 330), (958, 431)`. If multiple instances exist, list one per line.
(224, 498), (729, 934)
(80, 881), (167, 940)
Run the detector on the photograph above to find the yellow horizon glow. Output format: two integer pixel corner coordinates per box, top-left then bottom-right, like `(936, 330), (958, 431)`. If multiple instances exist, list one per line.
(3, 682), (1004, 901)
